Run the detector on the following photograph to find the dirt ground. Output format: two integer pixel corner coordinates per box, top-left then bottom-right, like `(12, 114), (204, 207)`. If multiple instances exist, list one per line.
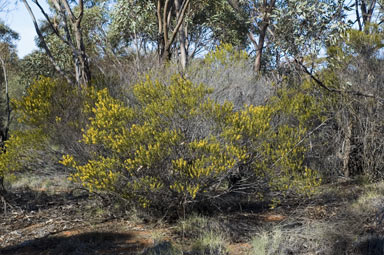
(1, 175), (384, 255)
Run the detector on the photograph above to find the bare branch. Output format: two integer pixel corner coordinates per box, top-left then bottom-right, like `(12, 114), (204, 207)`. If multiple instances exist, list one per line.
(295, 58), (384, 102)
(22, 0), (73, 85)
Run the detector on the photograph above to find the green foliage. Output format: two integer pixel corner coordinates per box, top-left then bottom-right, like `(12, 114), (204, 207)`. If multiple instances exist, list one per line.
(327, 26), (384, 68)
(0, 22), (19, 47)
(61, 73), (321, 214)
(18, 52), (57, 87)
(271, 0), (347, 57)
(109, 0), (157, 47)
(199, 0), (249, 47)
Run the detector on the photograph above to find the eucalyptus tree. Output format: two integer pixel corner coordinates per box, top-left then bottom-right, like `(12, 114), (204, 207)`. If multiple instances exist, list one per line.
(22, 0), (91, 87)
(111, 0), (191, 64)
(109, 0), (158, 69)
(272, 0), (347, 59)
(110, 0), (229, 69)
(227, 0), (347, 72)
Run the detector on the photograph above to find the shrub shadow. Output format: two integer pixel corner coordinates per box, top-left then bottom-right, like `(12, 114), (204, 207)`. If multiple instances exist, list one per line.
(353, 235), (384, 255)
(0, 231), (145, 255)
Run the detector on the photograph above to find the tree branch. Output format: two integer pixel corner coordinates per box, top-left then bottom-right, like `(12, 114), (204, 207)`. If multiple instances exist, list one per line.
(168, 0), (191, 48)
(295, 58), (383, 102)
(22, 0), (73, 85)
(35, 0), (80, 57)
(356, 0), (363, 31)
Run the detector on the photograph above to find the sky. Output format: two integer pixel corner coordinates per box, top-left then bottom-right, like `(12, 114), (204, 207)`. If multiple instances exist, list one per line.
(0, 1), (50, 58)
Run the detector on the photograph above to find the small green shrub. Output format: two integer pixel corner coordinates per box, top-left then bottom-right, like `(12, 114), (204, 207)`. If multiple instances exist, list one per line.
(177, 214), (224, 239)
(250, 232), (268, 255)
(142, 241), (181, 255)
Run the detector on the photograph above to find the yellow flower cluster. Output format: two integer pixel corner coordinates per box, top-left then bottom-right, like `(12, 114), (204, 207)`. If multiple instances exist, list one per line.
(61, 155), (119, 192)
(204, 43), (248, 67)
(13, 77), (78, 128)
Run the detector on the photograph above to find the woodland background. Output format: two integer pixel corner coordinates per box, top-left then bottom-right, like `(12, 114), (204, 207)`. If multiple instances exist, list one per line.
(0, 0), (384, 254)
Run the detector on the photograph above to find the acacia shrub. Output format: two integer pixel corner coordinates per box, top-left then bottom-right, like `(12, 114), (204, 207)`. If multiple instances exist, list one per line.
(0, 77), (96, 182)
(61, 74), (321, 214)
(61, 76), (243, 212)
(0, 129), (47, 182)
(224, 80), (324, 200)
(13, 76), (96, 155)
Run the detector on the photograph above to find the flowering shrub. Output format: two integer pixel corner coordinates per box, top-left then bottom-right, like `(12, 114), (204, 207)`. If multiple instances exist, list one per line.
(0, 77), (97, 181)
(0, 71), (322, 215)
(13, 77), (79, 128)
(0, 129), (47, 178)
(61, 74), (321, 213)
(61, 76), (242, 210)
(204, 43), (248, 67)
(12, 76), (98, 153)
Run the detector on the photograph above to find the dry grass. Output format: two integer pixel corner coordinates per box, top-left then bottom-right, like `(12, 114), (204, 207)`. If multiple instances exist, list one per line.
(246, 180), (384, 255)
(191, 230), (229, 255)
(176, 214), (229, 254)
(7, 172), (75, 194)
(351, 181), (384, 216)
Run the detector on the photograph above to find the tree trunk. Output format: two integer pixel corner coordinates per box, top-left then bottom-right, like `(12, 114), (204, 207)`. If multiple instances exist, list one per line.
(361, 0), (376, 26)
(157, 0), (190, 65)
(0, 176), (4, 194)
(25, 0), (91, 87)
(342, 121), (353, 178)
(161, 47), (172, 63)
(254, 24), (268, 72)
(71, 0), (91, 87)
(227, 0), (276, 73)
(0, 53), (11, 195)
(175, 0), (188, 70)
(0, 55), (10, 142)
(74, 26), (91, 86)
